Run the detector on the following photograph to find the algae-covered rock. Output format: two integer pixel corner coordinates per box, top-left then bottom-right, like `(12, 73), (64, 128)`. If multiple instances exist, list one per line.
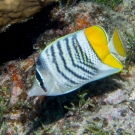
(0, 0), (57, 32)
(0, 0), (135, 134)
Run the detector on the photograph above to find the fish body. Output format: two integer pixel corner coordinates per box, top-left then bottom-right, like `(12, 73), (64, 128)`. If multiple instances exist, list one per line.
(28, 25), (126, 96)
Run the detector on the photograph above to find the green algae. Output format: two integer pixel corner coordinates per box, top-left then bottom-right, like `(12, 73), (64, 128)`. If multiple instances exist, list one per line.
(82, 0), (122, 9)
(0, 122), (7, 135)
(0, 87), (10, 134)
(0, 97), (5, 123)
(64, 92), (95, 114)
(58, 0), (122, 9)
(125, 30), (135, 71)
(84, 118), (111, 135)
(91, 0), (122, 9)
(0, 97), (8, 135)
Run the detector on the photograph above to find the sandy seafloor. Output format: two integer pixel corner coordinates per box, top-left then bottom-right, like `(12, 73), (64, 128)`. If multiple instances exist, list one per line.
(0, 0), (135, 134)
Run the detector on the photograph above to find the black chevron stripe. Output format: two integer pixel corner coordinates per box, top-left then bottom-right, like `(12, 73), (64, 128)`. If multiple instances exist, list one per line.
(58, 40), (88, 80)
(65, 37), (95, 77)
(50, 44), (78, 85)
(36, 69), (47, 92)
(73, 35), (98, 72)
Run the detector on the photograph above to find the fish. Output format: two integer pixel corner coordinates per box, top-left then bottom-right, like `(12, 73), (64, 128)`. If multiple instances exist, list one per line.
(28, 25), (126, 97)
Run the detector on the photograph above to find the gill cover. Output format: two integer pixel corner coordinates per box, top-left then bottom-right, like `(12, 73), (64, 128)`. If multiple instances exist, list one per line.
(85, 26), (126, 72)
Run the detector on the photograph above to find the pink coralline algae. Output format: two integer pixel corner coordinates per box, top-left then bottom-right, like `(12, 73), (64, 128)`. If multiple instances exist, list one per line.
(104, 89), (127, 105)
(1, 53), (39, 106)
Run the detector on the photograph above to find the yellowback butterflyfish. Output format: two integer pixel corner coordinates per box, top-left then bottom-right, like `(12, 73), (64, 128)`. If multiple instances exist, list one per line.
(28, 25), (126, 96)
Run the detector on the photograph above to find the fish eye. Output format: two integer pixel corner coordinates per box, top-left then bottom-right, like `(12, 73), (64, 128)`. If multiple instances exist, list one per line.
(35, 70), (47, 92)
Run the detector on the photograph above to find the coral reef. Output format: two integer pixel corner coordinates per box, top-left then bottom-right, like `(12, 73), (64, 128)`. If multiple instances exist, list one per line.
(0, 0), (135, 134)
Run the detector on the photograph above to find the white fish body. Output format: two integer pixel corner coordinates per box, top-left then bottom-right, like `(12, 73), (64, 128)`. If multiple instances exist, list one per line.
(28, 25), (126, 96)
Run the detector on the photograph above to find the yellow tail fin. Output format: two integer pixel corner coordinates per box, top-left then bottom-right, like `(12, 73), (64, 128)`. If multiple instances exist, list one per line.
(108, 27), (126, 57)
(84, 25), (123, 71)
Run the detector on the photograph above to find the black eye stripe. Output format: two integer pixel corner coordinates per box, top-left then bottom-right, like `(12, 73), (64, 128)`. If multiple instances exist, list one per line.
(36, 70), (47, 92)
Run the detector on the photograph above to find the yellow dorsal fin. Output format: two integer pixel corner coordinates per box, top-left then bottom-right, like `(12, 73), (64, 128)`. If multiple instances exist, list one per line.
(108, 27), (126, 57)
(84, 25), (123, 71)
(84, 25), (109, 61)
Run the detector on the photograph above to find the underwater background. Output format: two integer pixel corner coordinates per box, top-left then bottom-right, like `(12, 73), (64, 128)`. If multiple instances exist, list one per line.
(0, 0), (135, 134)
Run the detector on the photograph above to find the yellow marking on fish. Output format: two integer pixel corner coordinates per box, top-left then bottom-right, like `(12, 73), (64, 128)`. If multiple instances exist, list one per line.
(85, 26), (109, 61)
(113, 27), (126, 57)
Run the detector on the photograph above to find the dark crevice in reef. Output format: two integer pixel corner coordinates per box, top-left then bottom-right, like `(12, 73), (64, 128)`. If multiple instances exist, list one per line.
(0, 3), (58, 66)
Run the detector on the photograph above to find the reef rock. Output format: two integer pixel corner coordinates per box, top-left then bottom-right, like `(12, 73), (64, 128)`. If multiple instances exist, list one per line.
(0, 0), (57, 32)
